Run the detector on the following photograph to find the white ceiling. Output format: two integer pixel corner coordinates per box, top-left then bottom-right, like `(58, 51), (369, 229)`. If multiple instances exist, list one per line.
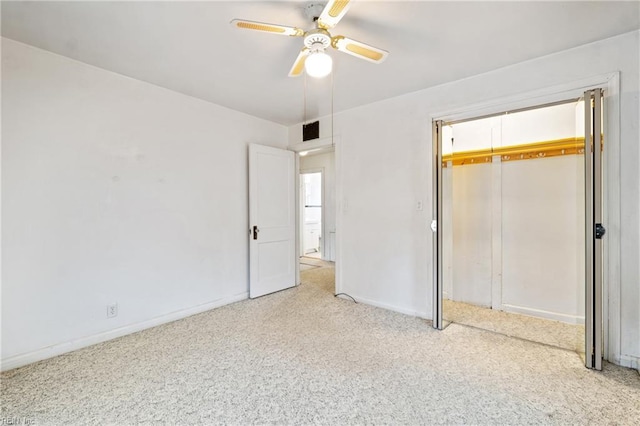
(2, 1), (639, 125)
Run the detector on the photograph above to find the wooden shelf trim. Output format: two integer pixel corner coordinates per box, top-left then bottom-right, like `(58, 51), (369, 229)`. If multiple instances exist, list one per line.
(442, 137), (587, 167)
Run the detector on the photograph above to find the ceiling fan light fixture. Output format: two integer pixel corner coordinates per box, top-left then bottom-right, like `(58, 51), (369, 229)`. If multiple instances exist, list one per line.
(305, 50), (332, 78)
(232, 0), (388, 78)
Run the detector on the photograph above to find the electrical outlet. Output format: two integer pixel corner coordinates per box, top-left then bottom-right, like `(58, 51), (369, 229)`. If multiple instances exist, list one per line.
(107, 303), (118, 318)
(416, 201), (424, 211)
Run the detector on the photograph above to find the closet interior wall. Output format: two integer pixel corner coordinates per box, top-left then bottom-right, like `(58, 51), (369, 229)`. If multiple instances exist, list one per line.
(442, 102), (585, 324)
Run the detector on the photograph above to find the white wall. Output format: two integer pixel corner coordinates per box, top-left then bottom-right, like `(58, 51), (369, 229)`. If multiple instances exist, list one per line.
(501, 107), (587, 318)
(450, 163), (493, 307)
(443, 103), (586, 323)
(501, 156), (585, 323)
(288, 31), (639, 368)
(300, 151), (336, 261)
(1, 39), (287, 369)
(447, 156), (585, 322)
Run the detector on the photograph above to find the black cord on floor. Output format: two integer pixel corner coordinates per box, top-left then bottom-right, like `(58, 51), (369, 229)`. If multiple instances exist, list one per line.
(334, 293), (357, 303)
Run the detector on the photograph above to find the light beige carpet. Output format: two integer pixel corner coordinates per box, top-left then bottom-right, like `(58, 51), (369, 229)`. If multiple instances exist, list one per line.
(300, 263), (317, 271)
(443, 299), (585, 353)
(300, 264), (335, 294)
(300, 257), (334, 272)
(2, 265), (639, 425)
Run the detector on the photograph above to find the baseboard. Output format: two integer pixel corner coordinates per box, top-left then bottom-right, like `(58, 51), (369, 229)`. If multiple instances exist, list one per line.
(345, 293), (429, 319)
(616, 354), (640, 371)
(500, 303), (584, 325)
(1, 292), (248, 372)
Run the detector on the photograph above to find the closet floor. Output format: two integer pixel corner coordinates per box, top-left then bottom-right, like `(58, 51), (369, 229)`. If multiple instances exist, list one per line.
(443, 299), (584, 353)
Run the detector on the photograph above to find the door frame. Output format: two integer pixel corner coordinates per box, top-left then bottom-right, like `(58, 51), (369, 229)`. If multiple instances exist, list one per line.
(584, 88), (604, 369)
(290, 136), (342, 295)
(430, 72), (621, 366)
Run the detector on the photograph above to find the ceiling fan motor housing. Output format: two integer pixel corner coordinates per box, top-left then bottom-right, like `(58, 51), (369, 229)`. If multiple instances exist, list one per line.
(304, 28), (331, 52)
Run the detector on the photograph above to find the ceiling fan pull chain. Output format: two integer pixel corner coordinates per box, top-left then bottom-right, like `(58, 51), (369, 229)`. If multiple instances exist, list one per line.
(331, 67), (335, 147)
(303, 71), (307, 125)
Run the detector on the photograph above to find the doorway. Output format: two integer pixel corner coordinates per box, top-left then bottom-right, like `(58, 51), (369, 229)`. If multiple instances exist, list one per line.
(300, 171), (323, 260)
(298, 149), (336, 292)
(433, 89), (605, 369)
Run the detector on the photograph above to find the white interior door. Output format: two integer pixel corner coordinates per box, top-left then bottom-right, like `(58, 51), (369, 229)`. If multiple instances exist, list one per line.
(249, 144), (296, 298)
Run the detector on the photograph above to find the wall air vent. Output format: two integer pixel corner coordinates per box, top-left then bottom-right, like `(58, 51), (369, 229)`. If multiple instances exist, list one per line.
(303, 121), (320, 141)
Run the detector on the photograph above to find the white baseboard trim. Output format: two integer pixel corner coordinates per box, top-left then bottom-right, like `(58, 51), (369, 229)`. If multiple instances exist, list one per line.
(616, 354), (640, 371)
(1, 292), (248, 372)
(344, 293), (428, 319)
(500, 303), (584, 325)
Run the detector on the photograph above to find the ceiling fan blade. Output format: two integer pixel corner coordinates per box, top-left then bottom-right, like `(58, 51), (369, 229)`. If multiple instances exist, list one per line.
(331, 36), (389, 63)
(230, 19), (304, 37)
(288, 49), (310, 77)
(317, 0), (352, 29)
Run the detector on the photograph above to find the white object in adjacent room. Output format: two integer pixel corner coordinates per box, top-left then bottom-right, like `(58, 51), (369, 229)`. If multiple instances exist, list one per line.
(302, 172), (322, 255)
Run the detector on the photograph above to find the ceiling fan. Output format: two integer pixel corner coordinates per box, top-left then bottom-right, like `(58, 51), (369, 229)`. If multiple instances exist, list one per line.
(231, 0), (389, 78)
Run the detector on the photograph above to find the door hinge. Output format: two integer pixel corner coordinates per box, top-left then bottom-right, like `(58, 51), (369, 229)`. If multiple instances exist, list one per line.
(595, 223), (606, 239)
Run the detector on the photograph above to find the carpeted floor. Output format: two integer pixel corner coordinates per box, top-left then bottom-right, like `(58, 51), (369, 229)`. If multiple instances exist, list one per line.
(299, 256), (333, 271)
(443, 299), (585, 353)
(2, 265), (639, 425)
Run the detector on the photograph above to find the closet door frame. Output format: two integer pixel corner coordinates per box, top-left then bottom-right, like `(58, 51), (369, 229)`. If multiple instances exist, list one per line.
(430, 73), (620, 368)
(584, 88), (604, 370)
